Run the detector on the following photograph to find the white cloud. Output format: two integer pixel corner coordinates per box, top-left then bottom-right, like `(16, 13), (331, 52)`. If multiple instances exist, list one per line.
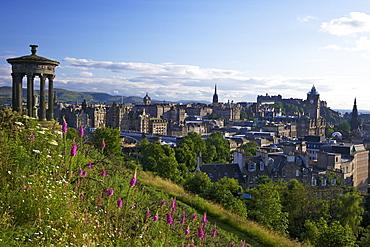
(0, 57), (367, 109)
(63, 57), (246, 81)
(297, 15), (316, 22)
(54, 58), (326, 103)
(320, 36), (370, 52)
(321, 12), (370, 36)
(78, 71), (94, 77)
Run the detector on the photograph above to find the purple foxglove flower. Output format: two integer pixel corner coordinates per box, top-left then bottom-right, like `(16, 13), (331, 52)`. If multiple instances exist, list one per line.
(192, 214), (197, 220)
(241, 241), (246, 247)
(78, 169), (83, 176)
(129, 171), (137, 188)
(25, 185), (30, 191)
(160, 200), (166, 206)
(166, 211), (173, 224)
(171, 199), (176, 212)
(80, 193), (84, 200)
(212, 227), (217, 238)
(153, 215), (159, 222)
(203, 212), (208, 226)
(82, 170), (87, 177)
(184, 229), (190, 236)
(230, 243), (236, 247)
(79, 125), (84, 136)
(101, 140), (106, 148)
(181, 214), (186, 225)
(106, 189), (114, 196)
(198, 226), (204, 238)
(87, 161), (92, 169)
(101, 169), (106, 177)
(28, 135), (35, 140)
(117, 199), (123, 208)
(70, 143), (77, 157)
(62, 120), (67, 134)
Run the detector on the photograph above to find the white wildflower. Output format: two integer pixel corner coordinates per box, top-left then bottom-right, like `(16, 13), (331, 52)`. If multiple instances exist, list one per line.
(32, 150), (41, 154)
(7, 171), (11, 174)
(37, 131), (45, 134)
(15, 122), (24, 126)
(49, 140), (58, 146)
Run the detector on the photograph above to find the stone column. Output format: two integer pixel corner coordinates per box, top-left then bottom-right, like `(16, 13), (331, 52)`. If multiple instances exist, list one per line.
(26, 73), (34, 117)
(39, 74), (46, 120)
(13, 73), (23, 112)
(47, 75), (54, 120)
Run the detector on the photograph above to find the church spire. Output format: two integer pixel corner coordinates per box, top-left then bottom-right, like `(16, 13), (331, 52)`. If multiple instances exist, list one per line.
(212, 84), (218, 104)
(350, 98), (359, 131)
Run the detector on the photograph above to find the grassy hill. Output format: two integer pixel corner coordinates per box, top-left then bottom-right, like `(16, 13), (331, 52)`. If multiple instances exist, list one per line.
(0, 109), (302, 247)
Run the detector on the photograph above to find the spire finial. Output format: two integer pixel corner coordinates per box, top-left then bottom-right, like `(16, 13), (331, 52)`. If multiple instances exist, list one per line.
(30, 44), (38, 55)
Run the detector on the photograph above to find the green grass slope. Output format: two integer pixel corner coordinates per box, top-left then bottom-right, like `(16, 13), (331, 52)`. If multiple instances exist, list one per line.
(0, 109), (302, 246)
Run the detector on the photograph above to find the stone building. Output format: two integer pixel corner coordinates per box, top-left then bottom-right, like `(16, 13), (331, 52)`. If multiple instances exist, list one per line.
(106, 102), (132, 129)
(296, 86), (326, 137)
(234, 139), (369, 193)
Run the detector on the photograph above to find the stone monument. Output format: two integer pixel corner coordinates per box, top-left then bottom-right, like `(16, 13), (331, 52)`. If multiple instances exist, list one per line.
(7, 45), (60, 120)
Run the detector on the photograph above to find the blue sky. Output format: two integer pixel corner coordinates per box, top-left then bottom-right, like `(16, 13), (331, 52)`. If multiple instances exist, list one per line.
(1, 0), (370, 110)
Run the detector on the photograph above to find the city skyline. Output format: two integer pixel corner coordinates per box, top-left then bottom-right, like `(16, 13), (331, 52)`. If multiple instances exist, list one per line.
(1, 1), (370, 110)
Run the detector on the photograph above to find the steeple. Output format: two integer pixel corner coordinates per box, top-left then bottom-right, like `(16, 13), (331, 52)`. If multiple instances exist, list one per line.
(350, 98), (359, 131)
(212, 84), (218, 104)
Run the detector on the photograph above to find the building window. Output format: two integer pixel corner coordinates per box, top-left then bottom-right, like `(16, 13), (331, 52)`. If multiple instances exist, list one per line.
(260, 162), (264, 171)
(311, 177), (317, 186)
(248, 162), (256, 172)
(321, 178), (326, 186)
(296, 170), (300, 177)
(331, 178), (336, 186)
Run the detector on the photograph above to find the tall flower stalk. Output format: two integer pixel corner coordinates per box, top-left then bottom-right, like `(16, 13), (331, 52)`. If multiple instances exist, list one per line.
(78, 125), (84, 149)
(123, 170), (137, 219)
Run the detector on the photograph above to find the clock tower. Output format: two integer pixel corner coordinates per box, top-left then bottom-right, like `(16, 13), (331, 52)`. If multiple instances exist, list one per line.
(306, 85), (320, 119)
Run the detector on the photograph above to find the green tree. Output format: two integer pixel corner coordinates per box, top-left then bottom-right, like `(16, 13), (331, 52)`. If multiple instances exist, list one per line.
(361, 194), (370, 228)
(247, 182), (288, 235)
(91, 127), (122, 156)
(204, 132), (230, 163)
(256, 175), (272, 185)
(240, 141), (258, 156)
(281, 179), (324, 239)
(325, 125), (335, 138)
(140, 140), (181, 182)
(200, 182), (247, 217)
(175, 132), (206, 171)
(359, 226), (370, 247)
(333, 189), (364, 236)
(334, 121), (350, 139)
(302, 218), (356, 247)
(183, 172), (212, 195)
(217, 177), (242, 195)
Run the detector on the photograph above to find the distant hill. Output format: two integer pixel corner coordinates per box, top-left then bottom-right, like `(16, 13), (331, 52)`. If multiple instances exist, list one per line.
(0, 86), (143, 105)
(0, 86), (211, 105)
